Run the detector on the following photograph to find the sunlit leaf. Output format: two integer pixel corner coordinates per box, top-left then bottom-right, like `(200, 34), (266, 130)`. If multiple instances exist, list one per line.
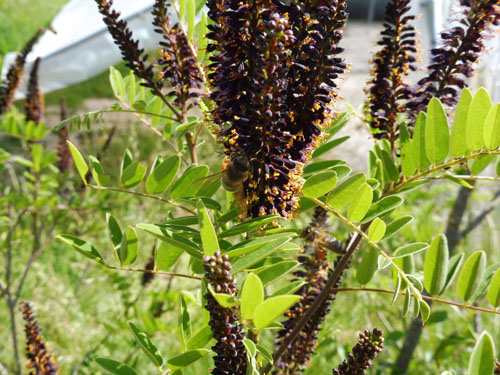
(67, 141), (88, 185)
(303, 171), (337, 198)
(57, 235), (103, 264)
(231, 237), (292, 274)
(466, 88), (492, 151)
(400, 123), (415, 177)
(197, 199), (219, 256)
(368, 218), (386, 242)
(170, 165), (209, 199)
(457, 251), (486, 302)
(424, 235), (449, 296)
(240, 273), (264, 320)
(347, 183), (373, 222)
(128, 322), (164, 367)
(384, 215), (413, 238)
(483, 103), (500, 150)
(121, 161), (147, 189)
(450, 88), (472, 157)
(167, 349), (210, 371)
(468, 331), (495, 375)
(487, 268), (500, 308)
(361, 195), (403, 224)
(146, 155), (181, 194)
(393, 242), (429, 258)
(95, 358), (138, 375)
(326, 172), (366, 208)
(425, 98), (449, 165)
(253, 295), (301, 330)
(119, 227), (138, 266)
(357, 247), (378, 285)
(412, 112), (430, 172)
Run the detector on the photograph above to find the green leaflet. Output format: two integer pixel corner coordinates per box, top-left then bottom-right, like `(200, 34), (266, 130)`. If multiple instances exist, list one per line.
(347, 183), (373, 222)
(240, 273), (264, 320)
(468, 331), (495, 375)
(368, 218), (386, 242)
(253, 295), (301, 330)
(484, 103), (500, 150)
(412, 112), (430, 172)
(457, 251), (486, 302)
(400, 123), (416, 177)
(466, 88), (492, 151)
(423, 235), (449, 296)
(326, 172), (366, 208)
(302, 171), (337, 198)
(197, 199), (219, 255)
(425, 98), (449, 165)
(146, 155), (181, 194)
(95, 358), (138, 375)
(67, 141), (88, 185)
(450, 88), (472, 157)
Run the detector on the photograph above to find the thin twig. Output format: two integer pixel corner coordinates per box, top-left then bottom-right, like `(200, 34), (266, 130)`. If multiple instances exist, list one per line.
(391, 150), (500, 193)
(104, 265), (201, 281)
(333, 288), (500, 315)
(86, 185), (196, 215)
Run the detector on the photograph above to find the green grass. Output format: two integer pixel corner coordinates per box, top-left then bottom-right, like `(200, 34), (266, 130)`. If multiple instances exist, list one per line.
(1, 0), (122, 109)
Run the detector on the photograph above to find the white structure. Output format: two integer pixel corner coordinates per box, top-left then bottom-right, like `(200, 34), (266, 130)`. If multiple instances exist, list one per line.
(1, 0), (163, 98)
(2, 0), (499, 100)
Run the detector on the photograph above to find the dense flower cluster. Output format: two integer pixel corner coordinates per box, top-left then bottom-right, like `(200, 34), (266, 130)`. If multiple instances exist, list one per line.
(96, 0), (160, 93)
(408, 0), (500, 113)
(0, 28), (43, 115)
(19, 301), (59, 375)
(57, 97), (72, 173)
(141, 246), (156, 286)
(365, 0), (419, 140)
(274, 207), (348, 374)
(207, 0), (347, 220)
(203, 251), (247, 375)
(24, 57), (44, 124)
(152, 0), (202, 110)
(331, 328), (384, 375)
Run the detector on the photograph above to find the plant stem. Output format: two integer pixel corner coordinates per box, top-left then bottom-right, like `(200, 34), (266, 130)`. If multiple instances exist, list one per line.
(87, 185), (196, 215)
(332, 288), (499, 315)
(104, 265), (201, 281)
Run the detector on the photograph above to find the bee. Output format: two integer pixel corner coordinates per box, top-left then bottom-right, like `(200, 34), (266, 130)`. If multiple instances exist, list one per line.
(220, 153), (251, 192)
(301, 226), (346, 256)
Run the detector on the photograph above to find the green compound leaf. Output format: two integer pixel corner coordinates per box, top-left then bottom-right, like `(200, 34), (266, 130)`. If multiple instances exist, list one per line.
(170, 165), (209, 199)
(357, 247), (378, 285)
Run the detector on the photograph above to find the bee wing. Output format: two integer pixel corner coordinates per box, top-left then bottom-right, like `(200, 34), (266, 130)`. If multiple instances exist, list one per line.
(192, 171), (224, 195)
